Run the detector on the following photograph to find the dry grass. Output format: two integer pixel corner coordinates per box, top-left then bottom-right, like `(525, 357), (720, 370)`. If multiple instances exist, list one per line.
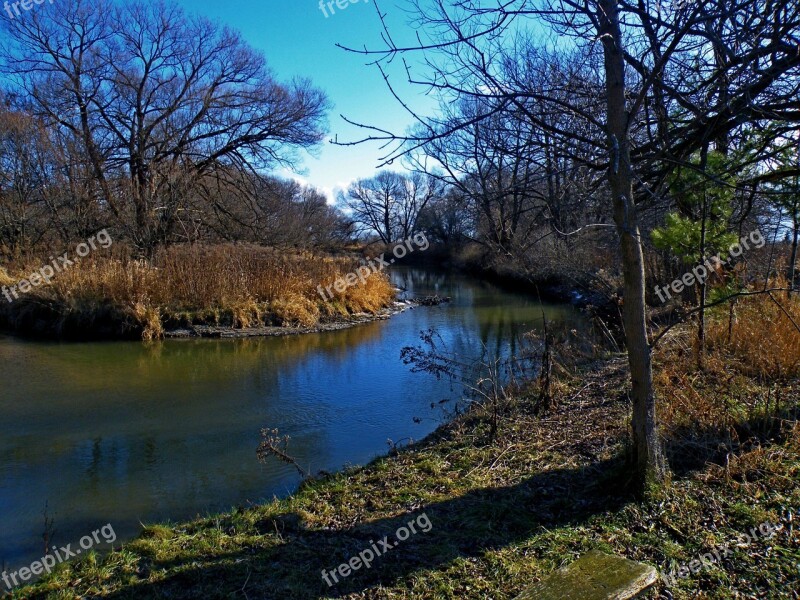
(654, 287), (800, 477)
(0, 265), (13, 287)
(0, 244), (395, 339)
(705, 286), (800, 380)
(14, 353), (800, 600)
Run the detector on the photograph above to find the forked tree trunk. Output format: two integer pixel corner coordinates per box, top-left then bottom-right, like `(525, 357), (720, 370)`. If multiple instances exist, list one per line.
(599, 0), (667, 490)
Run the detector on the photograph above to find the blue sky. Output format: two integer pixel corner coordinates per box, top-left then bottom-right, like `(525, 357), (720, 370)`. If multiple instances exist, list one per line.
(172, 0), (439, 201)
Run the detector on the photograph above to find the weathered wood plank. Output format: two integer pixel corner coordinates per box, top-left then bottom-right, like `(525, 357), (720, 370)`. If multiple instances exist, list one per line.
(514, 550), (658, 600)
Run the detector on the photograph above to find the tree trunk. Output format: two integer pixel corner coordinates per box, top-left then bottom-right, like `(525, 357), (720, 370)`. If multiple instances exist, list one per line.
(599, 0), (667, 490)
(697, 146), (709, 369)
(789, 213), (799, 296)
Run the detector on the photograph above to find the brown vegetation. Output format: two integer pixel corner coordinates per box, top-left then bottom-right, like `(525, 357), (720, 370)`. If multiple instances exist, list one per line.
(654, 288), (800, 476)
(16, 307), (800, 599)
(706, 288), (800, 380)
(0, 244), (395, 340)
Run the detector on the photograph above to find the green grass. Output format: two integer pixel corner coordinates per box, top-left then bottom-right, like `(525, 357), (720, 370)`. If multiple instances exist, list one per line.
(11, 356), (800, 599)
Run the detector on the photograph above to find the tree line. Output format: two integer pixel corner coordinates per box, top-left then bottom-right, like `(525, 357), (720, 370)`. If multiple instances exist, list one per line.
(335, 0), (800, 488)
(0, 0), (335, 257)
(2, 0), (799, 489)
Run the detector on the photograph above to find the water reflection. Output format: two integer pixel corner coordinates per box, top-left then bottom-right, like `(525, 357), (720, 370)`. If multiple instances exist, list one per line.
(0, 268), (588, 569)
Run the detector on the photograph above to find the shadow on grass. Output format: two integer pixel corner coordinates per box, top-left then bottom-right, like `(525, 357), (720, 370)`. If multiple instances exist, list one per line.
(88, 377), (800, 599)
(664, 403), (800, 477)
(100, 457), (632, 600)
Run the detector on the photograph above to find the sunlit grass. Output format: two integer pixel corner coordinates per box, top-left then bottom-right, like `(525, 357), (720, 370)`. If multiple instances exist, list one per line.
(706, 283), (800, 380)
(14, 323), (800, 598)
(0, 244), (396, 339)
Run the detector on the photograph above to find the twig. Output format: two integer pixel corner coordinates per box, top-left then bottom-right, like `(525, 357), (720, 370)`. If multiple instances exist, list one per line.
(651, 287), (794, 349)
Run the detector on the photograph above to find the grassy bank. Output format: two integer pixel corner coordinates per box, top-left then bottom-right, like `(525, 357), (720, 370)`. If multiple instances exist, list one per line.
(0, 244), (395, 340)
(11, 292), (800, 599)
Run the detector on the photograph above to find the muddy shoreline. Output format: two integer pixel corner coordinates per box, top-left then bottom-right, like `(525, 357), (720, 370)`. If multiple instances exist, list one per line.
(0, 292), (452, 341)
(164, 300), (418, 339)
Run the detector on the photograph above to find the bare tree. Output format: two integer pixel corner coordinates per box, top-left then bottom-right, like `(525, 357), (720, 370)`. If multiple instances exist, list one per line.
(192, 171), (353, 249)
(336, 0), (800, 489)
(339, 171), (402, 242)
(0, 106), (49, 257)
(395, 171), (440, 240)
(418, 186), (473, 247)
(0, 0), (330, 253)
(414, 83), (606, 258)
(339, 170), (436, 242)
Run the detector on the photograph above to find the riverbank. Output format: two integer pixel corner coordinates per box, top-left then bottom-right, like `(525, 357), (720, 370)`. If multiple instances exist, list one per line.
(13, 314), (800, 598)
(0, 244), (396, 341)
(163, 299), (429, 339)
(387, 240), (620, 323)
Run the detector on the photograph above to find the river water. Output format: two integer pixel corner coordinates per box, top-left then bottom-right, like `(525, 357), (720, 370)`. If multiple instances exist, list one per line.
(0, 268), (587, 568)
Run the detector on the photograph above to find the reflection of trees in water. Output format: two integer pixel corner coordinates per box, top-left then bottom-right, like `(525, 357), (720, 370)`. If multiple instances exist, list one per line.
(2, 326), (374, 478)
(479, 305), (521, 359)
(62, 425), (326, 541)
(393, 267), (590, 353)
(392, 267), (592, 368)
(390, 268), (460, 301)
(76, 428), (325, 491)
(472, 305), (545, 361)
(20, 320), (386, 393)
(405, 299), (593, 406)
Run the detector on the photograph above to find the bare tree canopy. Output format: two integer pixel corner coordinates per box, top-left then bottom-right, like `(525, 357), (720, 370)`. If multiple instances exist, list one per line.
(338, 170), (439, 242)
(335, 0), (800, 489)
(0, 0), (330, 252)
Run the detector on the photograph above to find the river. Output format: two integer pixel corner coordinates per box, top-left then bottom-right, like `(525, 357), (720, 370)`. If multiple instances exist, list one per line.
(0, 268), (588, 568)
